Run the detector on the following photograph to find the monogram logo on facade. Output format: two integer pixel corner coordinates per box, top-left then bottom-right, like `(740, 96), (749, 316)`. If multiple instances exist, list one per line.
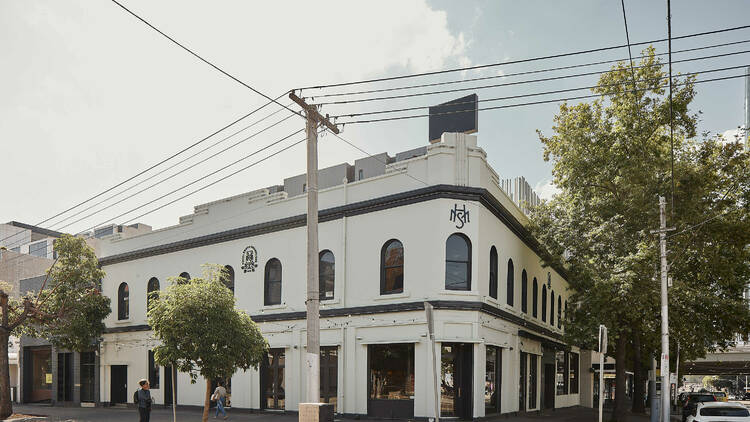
(241, 246), (258, 273)
(449, 203), (470, 229)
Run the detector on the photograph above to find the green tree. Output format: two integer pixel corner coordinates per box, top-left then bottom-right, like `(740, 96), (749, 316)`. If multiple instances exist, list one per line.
(148, 264), (267, 422)
(529, 47), (750, 421)
(0, 235), (110, 418)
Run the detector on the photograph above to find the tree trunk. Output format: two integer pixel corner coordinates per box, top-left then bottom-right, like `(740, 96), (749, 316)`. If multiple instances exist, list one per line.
(632, 328), (645, 413)
(0, 331), (12, 419)
(202, 378), (211, 422)
(611, 332), (628, 422)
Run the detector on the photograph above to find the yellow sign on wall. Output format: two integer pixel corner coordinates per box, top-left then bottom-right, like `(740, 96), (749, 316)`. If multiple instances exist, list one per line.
(45, 373), (52, 384)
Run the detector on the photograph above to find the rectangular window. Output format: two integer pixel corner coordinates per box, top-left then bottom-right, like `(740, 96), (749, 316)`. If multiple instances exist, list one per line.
(369, 344), (414, 400)
(569, 352), (579, 394)
(262, 349), (285, 410)
(556, 350), (569, 395)
(320, 346), (338, 412)
(485, 346), (501, 414)
(148, 350), (160, 389)
(519, 352), (527, 411)
(29, 241), (47, 257)
(358, 169), (364, 180)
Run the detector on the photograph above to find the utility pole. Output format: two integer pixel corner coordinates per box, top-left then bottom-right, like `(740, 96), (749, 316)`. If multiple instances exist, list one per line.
(289, 92), (339, 417)
(744, 66), (749, 150)
(651, 196), (675, 422)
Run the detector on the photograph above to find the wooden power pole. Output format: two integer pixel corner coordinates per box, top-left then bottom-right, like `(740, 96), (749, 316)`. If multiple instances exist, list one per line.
(288, 92), (339, 413)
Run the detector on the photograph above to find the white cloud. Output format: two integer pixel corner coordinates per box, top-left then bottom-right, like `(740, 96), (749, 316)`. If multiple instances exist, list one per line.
(720, 127), (746, 145)
(533, 179), (561, 201)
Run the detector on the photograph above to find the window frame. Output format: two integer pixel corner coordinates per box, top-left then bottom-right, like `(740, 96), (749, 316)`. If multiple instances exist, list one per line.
(223, 265), (235, 294)
(117, 282), (129, 320)
(380, 239), (404, 295)
(521, 270), (528, 313)
(146, 277), (159, 313)
(541, 285), (547, 322)
(489, 246), (498, 299)
(506, 259), (514, 306)
(558, 296), (562, 329)
(319, 250), (335, 301)
(444, 233), (471, 291)
(264, 258), (283, 306)
(532, 277), (538, 318)
(550, 290), (555, 326)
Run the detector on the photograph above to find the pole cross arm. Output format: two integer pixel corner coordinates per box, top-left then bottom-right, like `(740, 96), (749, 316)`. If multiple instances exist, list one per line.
(650, 227), (676, 234)
(289, 92), (340, 134)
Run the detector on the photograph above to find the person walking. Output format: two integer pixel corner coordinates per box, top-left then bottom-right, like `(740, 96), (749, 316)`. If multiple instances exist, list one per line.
(212, 381), (228, 420)
(134, 379), (152, 422)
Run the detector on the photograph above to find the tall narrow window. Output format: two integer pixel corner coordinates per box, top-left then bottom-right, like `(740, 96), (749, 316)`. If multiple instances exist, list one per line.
(489, 247), (498, 299)
(521, 270), (528, 313)
(146, 277), (159, 313)
(264, 259), (282, 306)
(569, 352), (579, 394)
(557, 296), (562, 329)
(380, 239), (404, 295)
(550, 290), (555, 326)
(506, 259), (514, 306)
(445, 233), (471, 291)
(319, 250), (335, 300)
(223, 265), (235, 294)
(117, 282), (129, 320)
(541, 285), (547, 322)
(532, 278), (538, 318)
(564, 300), (568, 330)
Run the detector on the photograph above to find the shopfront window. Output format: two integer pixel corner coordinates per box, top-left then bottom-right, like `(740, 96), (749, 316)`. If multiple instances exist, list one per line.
(80, 352), (96, 402)
(262, 349), (285, 409)
(569, 352), (579, 394)
(369, 344), (414, 400)
(485, 346), (501, 414)
(529, 354), (538, 409)
(556, 350), (569, 395)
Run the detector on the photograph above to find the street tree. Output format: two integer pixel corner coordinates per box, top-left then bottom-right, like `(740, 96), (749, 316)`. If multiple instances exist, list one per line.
(528, 47), (750, 421)
(0, 235), (110, 418)
(148, 264), (267, 422)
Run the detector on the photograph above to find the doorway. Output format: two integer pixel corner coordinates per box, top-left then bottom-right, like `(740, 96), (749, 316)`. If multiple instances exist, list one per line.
(519, 352), (527, 412)
(441, 343), (473, 420)
(110, 365), (127, 404)
(367, 343), (415, 419)
(57, 352), (73, 402)
(25, 347), (52, 402)
(320, 346), (338, 412)
(544, 363), (555, 409)
(261, 349), (285, 410)
(164, 366), (176, 406)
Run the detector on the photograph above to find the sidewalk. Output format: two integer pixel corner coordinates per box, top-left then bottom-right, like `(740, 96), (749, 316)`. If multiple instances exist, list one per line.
(10, 404), (654, 422)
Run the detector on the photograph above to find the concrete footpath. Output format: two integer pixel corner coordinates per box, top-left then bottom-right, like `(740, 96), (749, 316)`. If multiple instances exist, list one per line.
(9, 404), (655, 422)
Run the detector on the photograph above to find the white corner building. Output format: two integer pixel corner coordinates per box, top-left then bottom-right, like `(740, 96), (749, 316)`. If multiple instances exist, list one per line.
(96, 133), (584, 419)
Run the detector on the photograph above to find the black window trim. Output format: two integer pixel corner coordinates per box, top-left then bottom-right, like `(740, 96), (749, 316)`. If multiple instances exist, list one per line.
(444, 232), (472, 291)
(264, 258), (283, 306)
(380, 239), (404, 295)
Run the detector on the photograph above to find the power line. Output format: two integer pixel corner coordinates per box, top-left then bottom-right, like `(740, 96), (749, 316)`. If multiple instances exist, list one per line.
(110, 0), (299, 118)
(336, 73), (748, 125)
(333, 65), (749, 121)
(0, 94), (288, 248)
(298, 24), (750, 90)
(48, 105), (293, 230)
(308, 38), (750, 100)
(81, 128), (303, 235)
(54, 114), (297, 232)
(316, 49), (750, 106)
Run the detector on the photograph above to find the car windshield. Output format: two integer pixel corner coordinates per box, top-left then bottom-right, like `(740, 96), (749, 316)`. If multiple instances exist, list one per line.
(700, 407), (750, 416)
(713, 392), (727, 397)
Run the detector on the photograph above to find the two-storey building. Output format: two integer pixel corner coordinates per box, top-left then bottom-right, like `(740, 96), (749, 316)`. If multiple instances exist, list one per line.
(96, 132), (584, 419)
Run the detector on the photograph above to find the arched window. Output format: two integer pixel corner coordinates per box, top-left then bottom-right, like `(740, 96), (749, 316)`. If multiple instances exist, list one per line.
(380, 239), (404, 295)
(264, 259), (282, 306)
(445, 233), (471, 291)
(558, 296), (562, 329)
(550, 290), (555, 326)
(521, 270), (528, 314)
(178, 272), (190, 285)
(541, 285), (547, 322)
(118, 282), (129, 320)
(223, 265), (235, 294)
(564, 300), (568, 329)
(319, 250), (335, 300)
(489, 246), (498, 299)
(532, 277), (539, 318)
(506, 259), (514, 306)
(146, 277), (159, 312)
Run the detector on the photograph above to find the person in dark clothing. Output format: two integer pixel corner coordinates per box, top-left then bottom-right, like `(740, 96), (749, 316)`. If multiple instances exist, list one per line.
(134, 379), (152, 422)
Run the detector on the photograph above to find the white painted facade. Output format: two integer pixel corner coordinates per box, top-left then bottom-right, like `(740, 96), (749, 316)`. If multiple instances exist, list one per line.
(96, 133), (583, 418)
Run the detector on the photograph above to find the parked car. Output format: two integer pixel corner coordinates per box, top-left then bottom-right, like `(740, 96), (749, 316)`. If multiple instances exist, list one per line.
(683, 394), (719, 422)
(744, 392), (750, 400)
(686, 402), (750, 422)
(712, 391), (729, 402)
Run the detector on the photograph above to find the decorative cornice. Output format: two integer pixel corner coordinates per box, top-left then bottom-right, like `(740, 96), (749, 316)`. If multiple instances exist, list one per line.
(98, 185), (568, 280)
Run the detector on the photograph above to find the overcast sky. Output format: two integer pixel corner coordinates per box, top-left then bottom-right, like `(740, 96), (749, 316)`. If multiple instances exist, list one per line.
(1, 0), (748, 233)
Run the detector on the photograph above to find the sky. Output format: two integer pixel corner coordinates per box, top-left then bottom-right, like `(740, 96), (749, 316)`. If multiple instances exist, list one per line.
(1, 0), (748, 233)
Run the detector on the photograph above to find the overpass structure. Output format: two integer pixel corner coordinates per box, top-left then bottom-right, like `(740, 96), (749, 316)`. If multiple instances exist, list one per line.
(682, 344), (750, 375)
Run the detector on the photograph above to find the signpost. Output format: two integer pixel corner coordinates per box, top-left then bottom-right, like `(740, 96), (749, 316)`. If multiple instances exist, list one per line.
(599, 325), (607, 422)
(425, 302), (440, 422)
